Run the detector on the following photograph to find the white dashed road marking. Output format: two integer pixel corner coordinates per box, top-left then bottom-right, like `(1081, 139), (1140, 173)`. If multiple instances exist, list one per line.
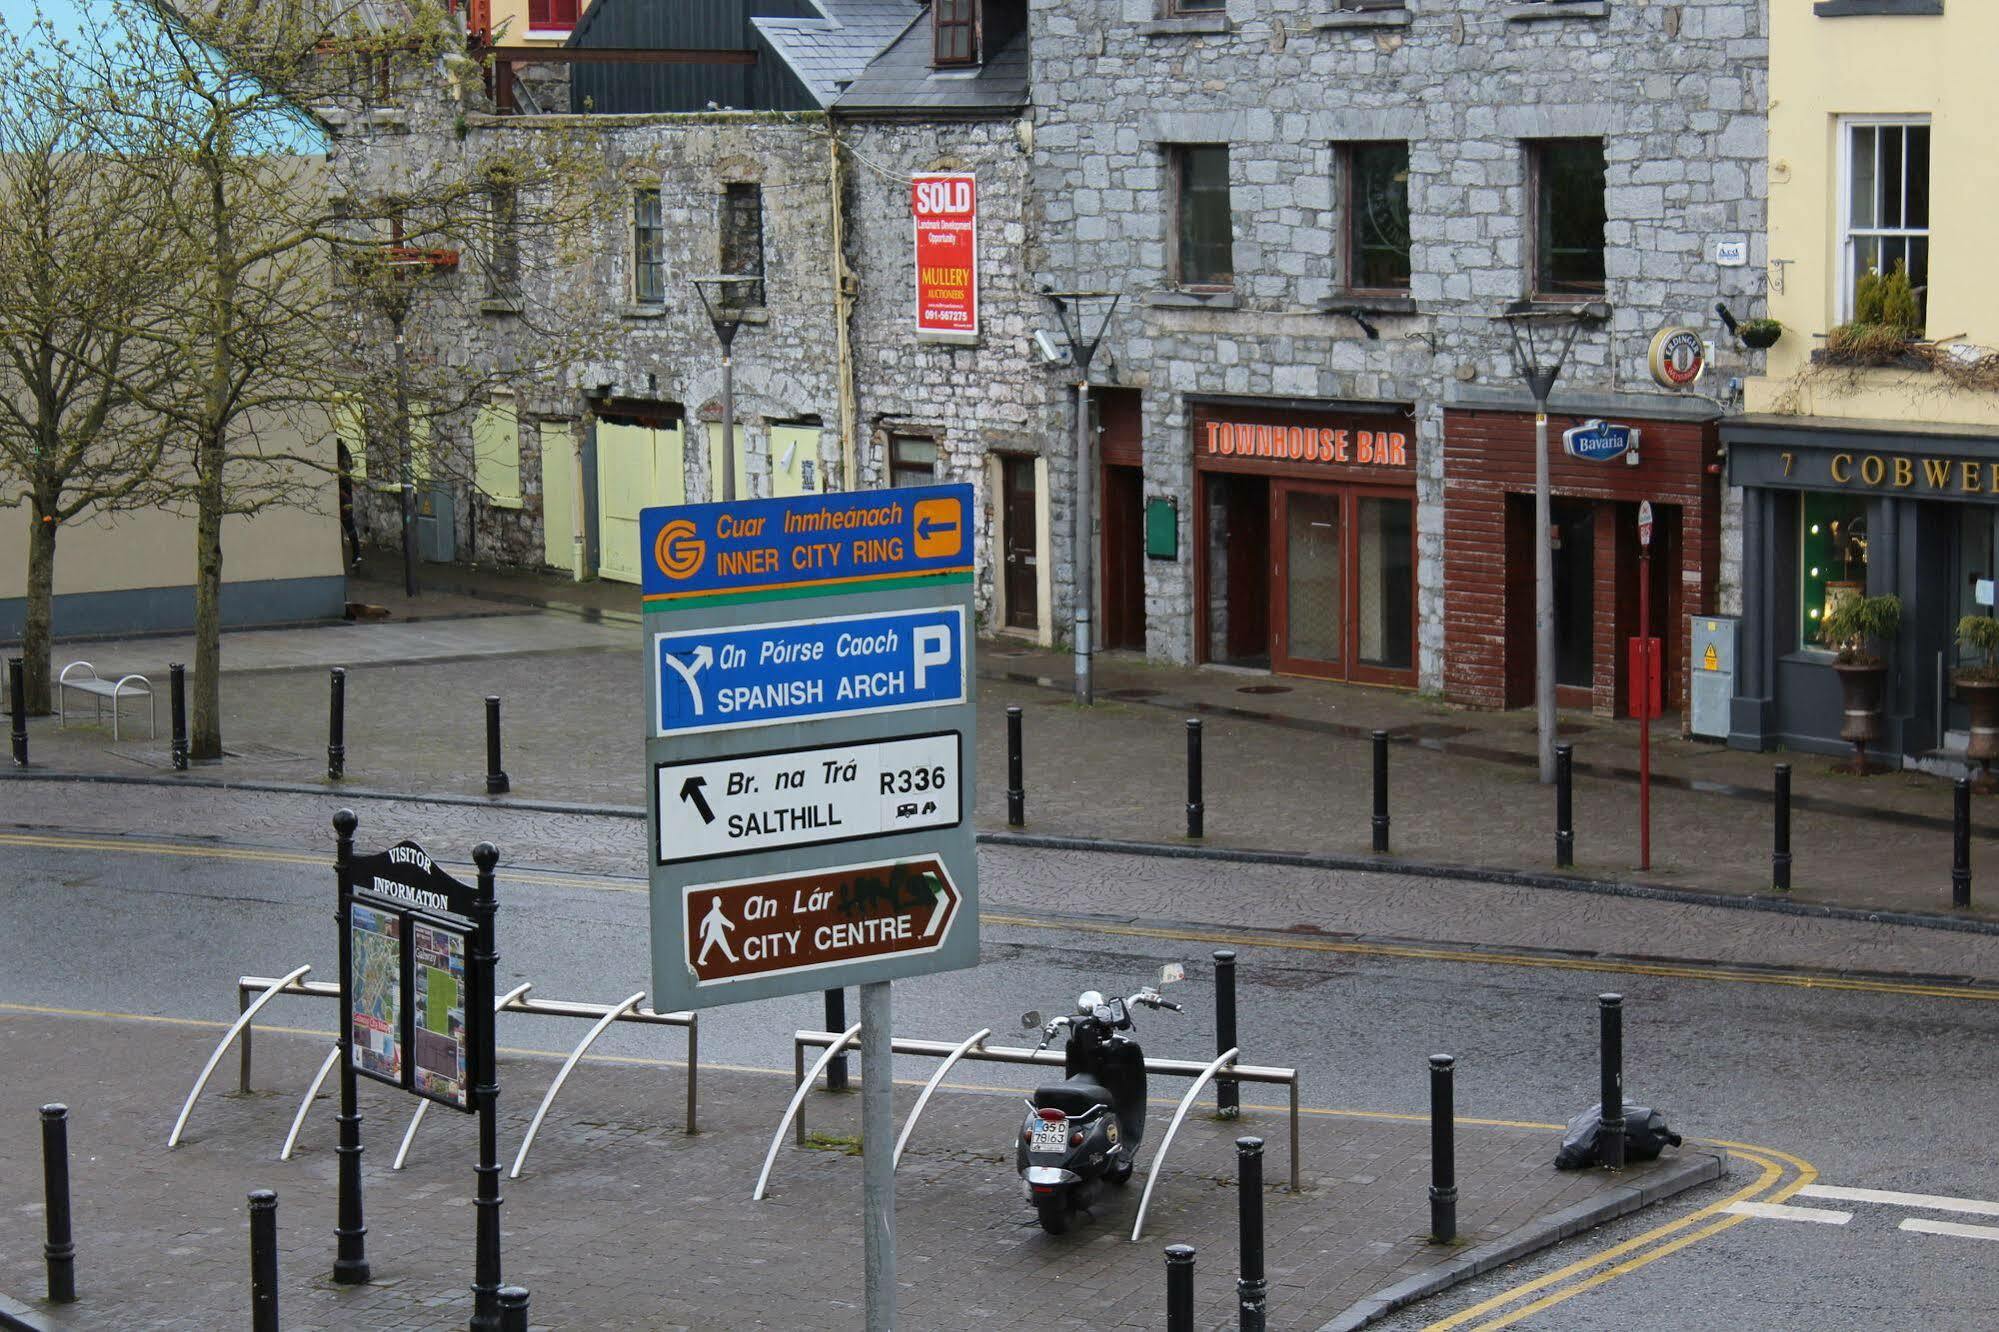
(1898, 1218), (1999, 1243)
(1720, 1201), (1852, 1224)
(1797, 1185), (1999, 1218)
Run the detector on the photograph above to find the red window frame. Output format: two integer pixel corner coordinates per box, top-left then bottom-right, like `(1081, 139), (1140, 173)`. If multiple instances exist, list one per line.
(528, 0), (580, 32)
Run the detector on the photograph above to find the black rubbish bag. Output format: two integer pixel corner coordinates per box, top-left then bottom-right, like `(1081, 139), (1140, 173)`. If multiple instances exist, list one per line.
(1554, 1101), (1683, 1170)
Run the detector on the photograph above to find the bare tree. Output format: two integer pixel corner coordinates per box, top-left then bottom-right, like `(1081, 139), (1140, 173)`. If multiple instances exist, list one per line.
(0, 17), (184, 714)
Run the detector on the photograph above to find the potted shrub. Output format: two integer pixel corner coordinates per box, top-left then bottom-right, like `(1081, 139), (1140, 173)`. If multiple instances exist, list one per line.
(1739, 318), (1783, 350)
(1820, 592), (1902, 773)
(1955, 614), (1999, 786)
(1823, 262), (1921, 367)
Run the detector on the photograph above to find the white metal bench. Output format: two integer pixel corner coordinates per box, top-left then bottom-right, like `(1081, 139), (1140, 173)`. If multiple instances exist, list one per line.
(57, 662), (155, 741)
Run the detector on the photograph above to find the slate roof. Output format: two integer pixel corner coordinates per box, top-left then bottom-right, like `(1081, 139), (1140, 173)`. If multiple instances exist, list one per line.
(831, 8), (1030, 116)
(752, 0), (923, 109)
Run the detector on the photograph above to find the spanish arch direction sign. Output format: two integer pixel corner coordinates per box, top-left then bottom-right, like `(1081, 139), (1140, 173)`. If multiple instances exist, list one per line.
(641, 484), (979, 1013)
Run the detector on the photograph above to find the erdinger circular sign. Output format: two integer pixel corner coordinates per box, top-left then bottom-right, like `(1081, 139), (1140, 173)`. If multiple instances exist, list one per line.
(1648, 327), (1707, 389)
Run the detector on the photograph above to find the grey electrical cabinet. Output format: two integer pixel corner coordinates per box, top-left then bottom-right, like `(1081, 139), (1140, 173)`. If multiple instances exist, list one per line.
(1690, 616), (1737, 740)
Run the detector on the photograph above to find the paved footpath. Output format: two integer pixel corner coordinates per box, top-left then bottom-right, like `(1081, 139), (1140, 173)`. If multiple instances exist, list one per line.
(6, 565), (1996, 926)
(0, 1013), (1718, 1330)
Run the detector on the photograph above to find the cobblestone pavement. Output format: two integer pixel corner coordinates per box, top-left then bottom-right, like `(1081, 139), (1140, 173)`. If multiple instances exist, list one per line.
(5, 779), (1997, 985)
(0, 1013), (1715, 1330)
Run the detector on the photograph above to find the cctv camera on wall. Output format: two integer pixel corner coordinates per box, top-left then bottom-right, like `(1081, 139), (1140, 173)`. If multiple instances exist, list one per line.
(1033, 329), (1070, 366)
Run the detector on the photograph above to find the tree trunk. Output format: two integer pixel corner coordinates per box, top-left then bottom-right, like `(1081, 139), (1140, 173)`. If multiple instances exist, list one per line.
(21, 499), (58, 715)
(190, 428), (226, 760)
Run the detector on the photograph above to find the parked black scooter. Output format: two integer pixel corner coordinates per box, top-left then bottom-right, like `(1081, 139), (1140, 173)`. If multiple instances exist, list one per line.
(1015, 974), (1183, 1234)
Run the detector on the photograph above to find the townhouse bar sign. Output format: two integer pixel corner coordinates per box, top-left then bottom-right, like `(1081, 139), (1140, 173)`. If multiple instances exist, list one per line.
(912, 172), (978, 337)
(1201, 418), (1411, 468)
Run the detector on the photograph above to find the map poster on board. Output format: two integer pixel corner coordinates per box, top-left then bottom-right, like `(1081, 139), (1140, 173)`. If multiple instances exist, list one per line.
(349, 902), (403, 1086)
(411, 917), (471, 1110)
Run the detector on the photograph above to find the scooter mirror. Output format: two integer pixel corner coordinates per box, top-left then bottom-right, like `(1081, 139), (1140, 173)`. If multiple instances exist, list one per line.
(1020, 1010), (1042, 1030)
(1159, 962), (1186, 986)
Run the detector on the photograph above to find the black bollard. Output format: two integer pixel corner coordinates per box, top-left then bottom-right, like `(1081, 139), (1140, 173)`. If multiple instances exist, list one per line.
(41, 1104), (75, 1303)
(485, 696), (509, 796)
(1006, 704), (1025, 827)
(1554, 743), (1575, 868)
(823, 988), (848, 1091)
(1772, 764), (1792, 892)
(1236, 1137), (1267, 1332)
(1428, 1056), (1457, 1244)
(1186, 719), (1204, 840)
(327, 668), (346, 782)
(169, 663), (188, 771)
(249, 1190), (279, 1332)
(1953, 778), (1973, 908)
(1164, 1244), (1196, 1332)
(8, 656), (26, 766)
(1213, 950), (1239, 1118)
(331, 811), (370, 1286)
(1371, 729), (1390, 854)
(1598, 994), (1625, 1170)
(497, 1285), (530, 1332)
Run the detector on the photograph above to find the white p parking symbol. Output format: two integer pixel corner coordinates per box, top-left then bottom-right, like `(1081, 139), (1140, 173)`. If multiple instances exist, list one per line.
(913, 625), (952, 689)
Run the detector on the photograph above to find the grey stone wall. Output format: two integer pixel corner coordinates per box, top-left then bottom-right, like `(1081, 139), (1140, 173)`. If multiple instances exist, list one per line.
(1029, 0), (1769, 685)
(840, 117), (1060, 632)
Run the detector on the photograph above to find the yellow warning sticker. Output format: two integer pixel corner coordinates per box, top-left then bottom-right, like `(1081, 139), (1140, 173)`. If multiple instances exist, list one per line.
(1703, 643), (1719, 671)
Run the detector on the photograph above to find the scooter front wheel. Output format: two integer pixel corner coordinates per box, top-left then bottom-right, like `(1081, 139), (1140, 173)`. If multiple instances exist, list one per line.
(1035, 1191), (1071, 1235)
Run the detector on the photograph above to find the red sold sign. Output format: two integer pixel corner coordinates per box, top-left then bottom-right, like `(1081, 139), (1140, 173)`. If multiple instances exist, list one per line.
(912, 173), (978, 336)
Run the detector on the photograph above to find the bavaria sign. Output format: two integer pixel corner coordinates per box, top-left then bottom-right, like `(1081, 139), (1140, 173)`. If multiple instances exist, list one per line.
(644, 483), (979, 1013)
(1562, 419), (1640, 464)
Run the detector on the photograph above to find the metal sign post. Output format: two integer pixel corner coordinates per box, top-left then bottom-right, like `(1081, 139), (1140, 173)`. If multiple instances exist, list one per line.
(641, 485), (980, 1332)
(333, 811), (503, 1327)
(1636, 502), (1654, 872)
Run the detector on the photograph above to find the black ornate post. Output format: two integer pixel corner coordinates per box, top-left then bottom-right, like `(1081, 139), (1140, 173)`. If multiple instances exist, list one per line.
(1006, 705), (1025, 827)
(1772, 763), (1791, 891)
(1953, 778), (1973, 909)
(1598, 994), (1625, 1170)
(1554, 743), (1575, 868)
(1235, 1137), (1266, 1331)
(331, 808), (369, 1285)
(8, 656), (26, 766)
(497, 1286), (530, 1332)
(1186, 719), (1204, 840)
(1428, 1056), (1457, 1243)
(484, 697), (509, 796)
(470, 842), (504, 1330)
(1164, 1244), (1196, 1332)
(328, 668), (347, 781)
(249, 1190), (279, 1332)
(169, 663), (188, 771)
(41, 1104), (75, 1303)
(1213, 949), (1238, 1118)
(823, 988), (848, 1091)
(1371, 730), (1390, 854)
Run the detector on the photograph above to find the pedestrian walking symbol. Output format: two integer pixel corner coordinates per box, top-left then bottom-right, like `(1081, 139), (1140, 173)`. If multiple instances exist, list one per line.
(697, 896), (738, 964)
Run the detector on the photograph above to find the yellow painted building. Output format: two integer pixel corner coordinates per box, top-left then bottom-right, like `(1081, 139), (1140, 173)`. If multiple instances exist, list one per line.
(478, 0), (596, 45)
(1725, 0), (1999, 763)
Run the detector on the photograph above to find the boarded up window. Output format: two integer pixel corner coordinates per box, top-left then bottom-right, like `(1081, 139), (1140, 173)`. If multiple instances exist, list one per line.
(719, 183), (765, 308)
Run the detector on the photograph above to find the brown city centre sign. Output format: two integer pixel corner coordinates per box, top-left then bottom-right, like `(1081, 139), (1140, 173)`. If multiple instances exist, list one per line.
(682, 855), (961, 988)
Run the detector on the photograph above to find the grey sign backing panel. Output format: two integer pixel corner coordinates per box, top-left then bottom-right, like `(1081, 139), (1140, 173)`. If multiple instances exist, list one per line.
(644, 579), (978, 1013)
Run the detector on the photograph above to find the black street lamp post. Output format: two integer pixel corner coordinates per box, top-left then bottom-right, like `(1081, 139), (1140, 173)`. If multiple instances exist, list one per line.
(692, 275), (761, 503)
(1042, 288), (1121, 707)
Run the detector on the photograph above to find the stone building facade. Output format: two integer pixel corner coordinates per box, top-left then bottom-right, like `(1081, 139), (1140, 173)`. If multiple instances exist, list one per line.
(1027, 0), (1768, 711)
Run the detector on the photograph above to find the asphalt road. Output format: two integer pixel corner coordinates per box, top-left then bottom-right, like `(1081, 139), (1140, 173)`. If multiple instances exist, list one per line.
(3, 797), (1997, 1329)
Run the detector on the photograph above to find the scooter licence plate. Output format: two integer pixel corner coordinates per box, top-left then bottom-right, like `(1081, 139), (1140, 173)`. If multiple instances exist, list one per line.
(1031, 1118), (1068, 1151)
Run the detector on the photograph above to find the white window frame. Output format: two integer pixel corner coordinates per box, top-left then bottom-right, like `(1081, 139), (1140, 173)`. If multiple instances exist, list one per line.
(1835, 114), (1930, 323)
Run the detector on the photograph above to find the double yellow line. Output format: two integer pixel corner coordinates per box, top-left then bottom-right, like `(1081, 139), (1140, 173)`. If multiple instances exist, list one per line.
(1419, 1141), (1817, 1331)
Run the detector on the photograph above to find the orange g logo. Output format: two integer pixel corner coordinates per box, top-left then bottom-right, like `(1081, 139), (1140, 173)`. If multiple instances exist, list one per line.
(654, 519), (706, 580)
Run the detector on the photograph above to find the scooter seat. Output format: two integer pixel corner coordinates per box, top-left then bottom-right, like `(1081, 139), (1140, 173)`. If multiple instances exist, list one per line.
(1032, 1077), (1113, 1117)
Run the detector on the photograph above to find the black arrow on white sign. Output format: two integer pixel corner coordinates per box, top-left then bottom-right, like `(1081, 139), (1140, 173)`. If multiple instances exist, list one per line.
(679, 775), (716, 824)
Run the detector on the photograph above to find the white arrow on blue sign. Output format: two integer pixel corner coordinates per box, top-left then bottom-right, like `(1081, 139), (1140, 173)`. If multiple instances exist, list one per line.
(654, 605), (966, 737)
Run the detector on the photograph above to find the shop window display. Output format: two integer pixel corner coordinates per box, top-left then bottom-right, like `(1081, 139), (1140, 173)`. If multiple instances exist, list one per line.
(1799, 492), (1868, 651)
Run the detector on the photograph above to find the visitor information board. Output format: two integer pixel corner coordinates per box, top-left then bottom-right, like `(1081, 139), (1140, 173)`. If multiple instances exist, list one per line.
(341, 839), (483, 1111)
(641, 485), (980, 1011)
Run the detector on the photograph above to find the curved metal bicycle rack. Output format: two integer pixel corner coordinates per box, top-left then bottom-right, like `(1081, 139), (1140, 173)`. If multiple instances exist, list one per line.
(1130, 1046), (1238, 1242)
(393, 982), (534, 1170)
(280, 1045), (342, 1162)
(755, 1022), (863, 1201)
(893, 1027), (991, 1168)
(168, 965), (313, 1148)
(509, 991), (647, 1180)
(787, 1027), (1299, 1239)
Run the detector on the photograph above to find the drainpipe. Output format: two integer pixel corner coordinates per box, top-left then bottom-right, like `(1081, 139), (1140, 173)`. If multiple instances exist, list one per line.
(828, 124), (859, 492)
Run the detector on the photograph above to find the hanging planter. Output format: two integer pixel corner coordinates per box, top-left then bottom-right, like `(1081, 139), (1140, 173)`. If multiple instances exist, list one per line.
(1738, 318), (1783, 350)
